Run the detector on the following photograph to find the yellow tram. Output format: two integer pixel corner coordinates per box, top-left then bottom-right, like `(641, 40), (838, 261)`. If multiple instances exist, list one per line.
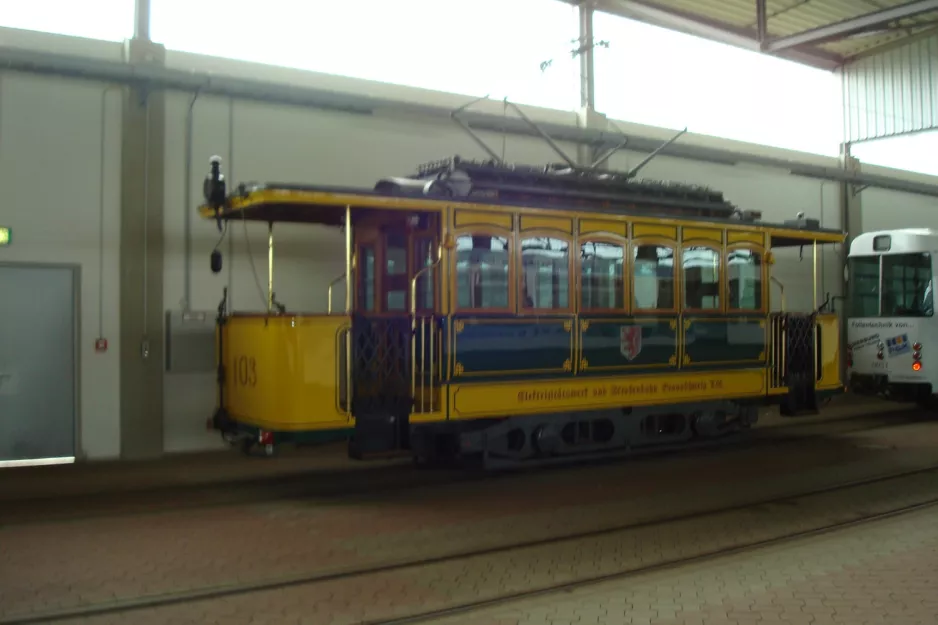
(199, 155), (845, 467)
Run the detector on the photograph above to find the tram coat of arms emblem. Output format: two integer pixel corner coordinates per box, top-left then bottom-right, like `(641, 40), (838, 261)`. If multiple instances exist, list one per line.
(620, 326), (642, 361)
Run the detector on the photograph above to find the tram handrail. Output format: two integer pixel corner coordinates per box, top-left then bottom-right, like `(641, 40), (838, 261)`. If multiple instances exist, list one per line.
(326, 272), (346, 315)
(770, 276), (786, 312)
(411, 249), (442, 414)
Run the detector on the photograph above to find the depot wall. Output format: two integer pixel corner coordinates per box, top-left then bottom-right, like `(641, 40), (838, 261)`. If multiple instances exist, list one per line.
(0, 63), (124, 459)
(861, 186), (938, 233)
(3, 28), (937, 458)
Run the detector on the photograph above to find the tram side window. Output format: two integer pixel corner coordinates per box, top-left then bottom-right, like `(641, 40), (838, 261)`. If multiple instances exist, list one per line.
(521, 237), (570, 310)
(359, 246), (376, 312)
(683, 246), (721, 310)
(727, 249), (763, 310)
(581, 241), (624, 310)
(633, 244), (675, 310)
(456, 234), (510, 310)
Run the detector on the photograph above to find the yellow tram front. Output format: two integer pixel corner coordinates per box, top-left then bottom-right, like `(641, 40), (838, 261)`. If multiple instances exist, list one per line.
(200, 159), (446, 456)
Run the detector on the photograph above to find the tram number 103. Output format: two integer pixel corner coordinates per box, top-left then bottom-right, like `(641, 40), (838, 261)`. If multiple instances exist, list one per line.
(232, 355), (258, 388)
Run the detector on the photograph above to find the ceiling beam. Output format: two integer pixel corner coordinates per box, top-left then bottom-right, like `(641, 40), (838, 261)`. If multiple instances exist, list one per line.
(765, 0), (938, 52)
(577, 0), (843, 70)
(844, 23), (938, 62)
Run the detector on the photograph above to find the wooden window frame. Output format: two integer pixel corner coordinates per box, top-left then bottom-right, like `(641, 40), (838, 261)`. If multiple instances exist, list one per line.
(352, 220), (441, 317)
(726, 243), (767, 314)
(451, 227), (515, 315)
(578, 236), (628, 315)
(517, 231), (575, 316)
(630, 237), (679, 315)
(681, 240), (725, 314)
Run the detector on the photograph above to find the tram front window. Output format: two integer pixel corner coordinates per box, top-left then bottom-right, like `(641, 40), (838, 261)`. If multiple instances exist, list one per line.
(848, 253), (934, 317)
(883, 253), (933, 317)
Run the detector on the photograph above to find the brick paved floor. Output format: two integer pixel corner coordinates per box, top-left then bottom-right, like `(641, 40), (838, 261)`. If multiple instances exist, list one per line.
(3, 418), (938, 624)
(434, 502), (938, 625)
(48, 447), (938, 625)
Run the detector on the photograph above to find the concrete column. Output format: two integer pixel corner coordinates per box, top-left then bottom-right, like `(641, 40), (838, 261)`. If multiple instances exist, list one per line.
(839, 143), (862, 378)
(575, 1), (602, 169)
(840, 144), (863, 247)
(575, 107), (609, 168)
(578, 2), (596, 112)
(135, 0), (151, 41)
(119, 38), (166, 459)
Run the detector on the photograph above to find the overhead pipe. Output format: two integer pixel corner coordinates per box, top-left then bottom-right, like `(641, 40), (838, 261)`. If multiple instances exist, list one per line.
(2, 44), (938, 198)
(183, 88), (201, 312)
(98, 84), (121, 341)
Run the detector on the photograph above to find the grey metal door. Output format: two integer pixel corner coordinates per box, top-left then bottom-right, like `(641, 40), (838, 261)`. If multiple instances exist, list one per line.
(0, 265), (76, 462)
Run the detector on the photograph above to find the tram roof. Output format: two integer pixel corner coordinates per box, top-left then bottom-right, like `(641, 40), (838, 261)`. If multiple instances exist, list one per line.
(199, 157), (845, 247)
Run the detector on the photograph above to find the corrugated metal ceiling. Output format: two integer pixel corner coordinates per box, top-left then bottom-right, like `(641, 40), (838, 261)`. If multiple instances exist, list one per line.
(601, 0), (938, 67)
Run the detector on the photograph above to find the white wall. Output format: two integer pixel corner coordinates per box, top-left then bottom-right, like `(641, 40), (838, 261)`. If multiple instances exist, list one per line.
(0, 70), (123, 460)
(861, 186), (938, 233)
(6, 28), (938, 456)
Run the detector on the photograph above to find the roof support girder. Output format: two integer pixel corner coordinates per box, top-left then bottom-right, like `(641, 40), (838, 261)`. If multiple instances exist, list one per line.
(582, 0), (842, 69)
(765, 0), (938, 52)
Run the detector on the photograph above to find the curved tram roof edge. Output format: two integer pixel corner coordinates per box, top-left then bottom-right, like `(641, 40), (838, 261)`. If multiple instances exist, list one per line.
(199, 183), (845, 247)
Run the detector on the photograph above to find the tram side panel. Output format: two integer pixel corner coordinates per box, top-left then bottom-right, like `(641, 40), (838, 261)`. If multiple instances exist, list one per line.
(215, 315), (353, 445)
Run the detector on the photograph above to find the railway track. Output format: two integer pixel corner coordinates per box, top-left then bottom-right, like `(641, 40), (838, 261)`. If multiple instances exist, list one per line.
(369, 490), (938, 625)
(0, 407), (927, 526)
(6, 457), (938, 625)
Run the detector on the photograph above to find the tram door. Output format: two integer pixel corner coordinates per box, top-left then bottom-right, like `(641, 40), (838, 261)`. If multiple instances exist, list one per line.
(349, 211), (441, 454)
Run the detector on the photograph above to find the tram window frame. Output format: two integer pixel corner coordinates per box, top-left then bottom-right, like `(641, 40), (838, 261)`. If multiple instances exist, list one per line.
(383, 231), (409, 312)
(519, 234), (573, 313)
(454, 231), (513, 313)
(579, 238), (626, 313)
(726, 246), (764, 312)
(631, 240), (677, 313)
(682, 243), (723, 312)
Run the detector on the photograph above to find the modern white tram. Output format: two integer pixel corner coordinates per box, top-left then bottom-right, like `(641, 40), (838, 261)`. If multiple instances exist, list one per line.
(846, 228), (936, 403)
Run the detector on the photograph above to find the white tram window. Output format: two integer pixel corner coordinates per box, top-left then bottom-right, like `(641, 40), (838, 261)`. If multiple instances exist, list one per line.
(727, 249), (763, 310)
(581, 241), (624, 310)
(456, 235), (510, 310)
(847, 256), (880, 317)
(632, 244), (675, 311)
(683, 246), (721, 310)
(521, 237), (570, 311)
(883, 253), (933, 318)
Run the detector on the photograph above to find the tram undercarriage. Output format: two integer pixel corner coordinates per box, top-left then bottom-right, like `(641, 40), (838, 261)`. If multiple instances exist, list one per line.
(404, 401), (760, 469)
